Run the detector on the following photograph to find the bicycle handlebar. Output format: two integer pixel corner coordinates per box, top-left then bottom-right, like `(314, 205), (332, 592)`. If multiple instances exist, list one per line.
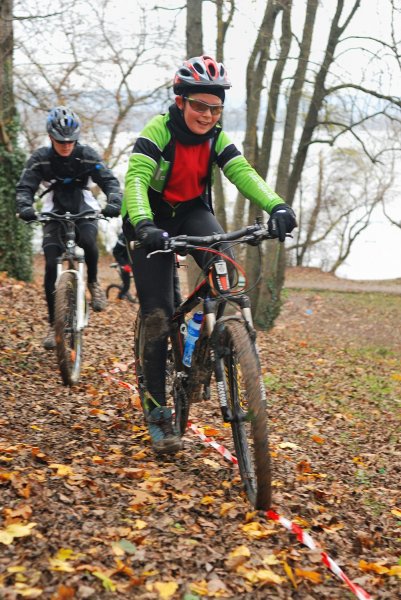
(167, 224), (269, 250)
(130, 222), (290, 253)
(38, 209), (104, 223)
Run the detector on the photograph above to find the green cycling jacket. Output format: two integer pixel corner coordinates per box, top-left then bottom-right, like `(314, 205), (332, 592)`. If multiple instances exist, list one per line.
(122, 112), (284, 226)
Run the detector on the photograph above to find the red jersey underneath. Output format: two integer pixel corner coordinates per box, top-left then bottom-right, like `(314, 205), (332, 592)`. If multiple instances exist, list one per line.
(163, 139), (211, 203)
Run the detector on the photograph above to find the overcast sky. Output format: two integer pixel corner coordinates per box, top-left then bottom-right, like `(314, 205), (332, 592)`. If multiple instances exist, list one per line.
(15, 0), (401, 279)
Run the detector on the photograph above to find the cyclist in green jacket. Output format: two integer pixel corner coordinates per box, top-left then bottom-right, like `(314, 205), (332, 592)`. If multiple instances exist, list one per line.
(122, 55), (296, 455)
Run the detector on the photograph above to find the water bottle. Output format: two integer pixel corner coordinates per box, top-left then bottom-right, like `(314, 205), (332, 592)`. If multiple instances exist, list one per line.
(182, 311), (203, 367)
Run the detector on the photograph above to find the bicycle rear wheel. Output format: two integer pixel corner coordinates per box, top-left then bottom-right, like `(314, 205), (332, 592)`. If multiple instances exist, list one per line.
(107, 283), (137, 303)
(216, 319), (271, 509)
(54, 271), (83, 386)
(134, 313), (189, 435)
(106, 283), (123, 301)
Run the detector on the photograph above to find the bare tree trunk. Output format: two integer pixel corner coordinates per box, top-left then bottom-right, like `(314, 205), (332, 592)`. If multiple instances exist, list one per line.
(255, 0), (361, 329)
(232, 0), (282, 231)
(253, 0), (318, 328)
(185, 0), (205, 290)
(296, 152), (323, 265)
(251, 1), (292, 323)
(0, 0), (32, 281)
(186, 0), (203, 56)
(258, 0), (292, 179)
(212, 0), (235, 232)
(286, 0), (361, 205)
(0, 0), (14, 130)
(275, 0), (318, 198)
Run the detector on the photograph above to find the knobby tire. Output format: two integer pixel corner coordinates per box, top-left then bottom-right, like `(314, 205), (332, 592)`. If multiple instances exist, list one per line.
(106, 283), (123, 300)
(54, 271), (83, 386)
(106, 283), (137, 303)
(218, 319), (271, 509)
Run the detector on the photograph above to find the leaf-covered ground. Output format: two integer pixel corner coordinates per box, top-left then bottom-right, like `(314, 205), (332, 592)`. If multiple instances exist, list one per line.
(1, 259), (400, 599)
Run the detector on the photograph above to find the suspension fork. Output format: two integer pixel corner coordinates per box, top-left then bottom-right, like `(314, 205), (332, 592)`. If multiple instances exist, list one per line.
(76, 258), (87, 329)
(202, 298), (232, 423)
(56, 257), (87, 330)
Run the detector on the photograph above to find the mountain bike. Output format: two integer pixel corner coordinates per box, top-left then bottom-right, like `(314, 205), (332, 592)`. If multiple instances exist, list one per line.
(106, 262), (137, 303)
(133, 221), (279, 510)
(38, 209), (103, 386)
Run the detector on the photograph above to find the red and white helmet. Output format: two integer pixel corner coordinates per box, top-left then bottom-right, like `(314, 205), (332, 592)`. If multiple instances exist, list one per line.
(173, 55), (231, 95)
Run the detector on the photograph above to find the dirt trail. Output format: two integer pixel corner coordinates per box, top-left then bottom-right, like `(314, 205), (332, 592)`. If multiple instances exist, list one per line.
(285, 266), (401, 295)
(1, 258), (400, 599)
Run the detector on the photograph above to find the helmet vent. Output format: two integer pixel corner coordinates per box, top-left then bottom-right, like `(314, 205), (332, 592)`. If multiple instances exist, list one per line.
(194, 62), (205, 74)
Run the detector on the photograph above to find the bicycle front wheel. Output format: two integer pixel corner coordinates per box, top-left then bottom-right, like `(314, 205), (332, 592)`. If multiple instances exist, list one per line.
(216, 319), (271, 510)
(54, 271), (83, 386)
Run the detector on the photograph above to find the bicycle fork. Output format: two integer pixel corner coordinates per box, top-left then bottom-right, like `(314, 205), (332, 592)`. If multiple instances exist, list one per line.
(56, 258), (88, 330)
(206, 296), (256, 424)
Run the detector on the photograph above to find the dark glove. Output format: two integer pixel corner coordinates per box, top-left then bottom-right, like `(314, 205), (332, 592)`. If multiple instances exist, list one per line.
(18, 207), (37, 222)
(102, 203), (121, 218)
(268, 203), (297, 242)
(135, 219), (169, 252)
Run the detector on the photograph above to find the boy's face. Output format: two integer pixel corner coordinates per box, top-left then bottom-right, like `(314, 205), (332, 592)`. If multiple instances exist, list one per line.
(175, 93), (223, 135)
(50, 136), (76, 157)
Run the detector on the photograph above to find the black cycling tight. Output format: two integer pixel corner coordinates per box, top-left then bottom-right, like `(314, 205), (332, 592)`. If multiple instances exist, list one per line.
(130, 199), (233, 406)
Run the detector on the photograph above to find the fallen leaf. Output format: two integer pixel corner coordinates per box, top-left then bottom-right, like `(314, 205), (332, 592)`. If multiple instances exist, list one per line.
(236, 564), (283, 584)
(225, 545), (250, 570)
(294, 568), (323, 583)
(92, 571), (116, 592)
(116, 539), (137, 554)
(241, 521), (275, 539)
(147, 581), (179, 599)
(189, 580), (209, 596)
(220, 502), (237, 517)
(12, 583), (43, 597)
(0, 522), (37, 545)
(135, 519), (147, 530)
(49, 464), (75, 477)
(278, 442), (299, 450)
(388, 565), (401, 578)
(200, 496), (215, 505)
(282, 560), (297, 588)
(359, 560), (389, 575)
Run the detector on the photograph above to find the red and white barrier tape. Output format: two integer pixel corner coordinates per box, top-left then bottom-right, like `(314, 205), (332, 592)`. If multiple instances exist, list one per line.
(101, 368), (372, 600)
(102, 372), (136, 392)
(266, 510), (371, 600)
(187, 421), (238, 465)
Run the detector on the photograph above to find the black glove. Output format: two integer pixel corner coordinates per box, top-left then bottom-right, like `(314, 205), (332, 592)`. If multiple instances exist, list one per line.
(18, 207), (37, 222)
(135, 219), (169, 252)
(102, 203), (121, 218)
(268, 203), (297, 242)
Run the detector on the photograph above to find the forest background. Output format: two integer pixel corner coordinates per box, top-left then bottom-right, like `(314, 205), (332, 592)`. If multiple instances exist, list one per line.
(1, 0), (401, 327)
